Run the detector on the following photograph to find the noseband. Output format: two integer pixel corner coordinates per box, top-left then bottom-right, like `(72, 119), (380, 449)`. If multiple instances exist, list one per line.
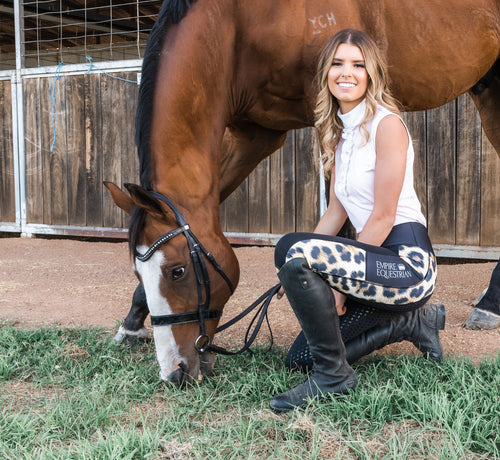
(135, 191), (235, 353)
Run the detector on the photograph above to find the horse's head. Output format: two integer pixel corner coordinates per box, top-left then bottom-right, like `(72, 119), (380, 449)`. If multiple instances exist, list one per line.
(104, 182), (239, 386)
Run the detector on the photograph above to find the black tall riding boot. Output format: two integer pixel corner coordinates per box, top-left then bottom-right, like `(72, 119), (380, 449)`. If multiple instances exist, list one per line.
(270, 258), (358, 413)
(345, 303), (445, 363)
(287, 303), (445, 372)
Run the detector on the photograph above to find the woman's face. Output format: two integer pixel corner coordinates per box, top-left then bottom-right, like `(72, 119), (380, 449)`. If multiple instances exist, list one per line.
(327, 43), (368, 113)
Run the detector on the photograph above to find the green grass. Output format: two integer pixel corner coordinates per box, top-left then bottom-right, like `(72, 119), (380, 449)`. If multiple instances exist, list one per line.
(0, 321), (498, 459)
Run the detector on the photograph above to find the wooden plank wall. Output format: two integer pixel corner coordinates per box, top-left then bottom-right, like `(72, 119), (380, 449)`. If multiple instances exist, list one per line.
(17, 73), (500, 250)
(23, 72), (140, 229)
(220, 128), (321, 236)
(0, 78), (16, 224)
(221, 94), (500, 248)
(402, 95), (500, 248)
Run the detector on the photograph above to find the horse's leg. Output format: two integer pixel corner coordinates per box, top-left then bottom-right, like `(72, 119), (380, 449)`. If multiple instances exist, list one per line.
(219, 122), (287, 201)
(464, 260), (500, 330)
(469, 58), (500, 158)
(114, 283), (152, 344)
(465, 60), (500, 329)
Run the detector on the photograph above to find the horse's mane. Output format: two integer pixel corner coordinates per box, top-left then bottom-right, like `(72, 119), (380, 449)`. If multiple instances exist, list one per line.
(131, 0), (197, 255)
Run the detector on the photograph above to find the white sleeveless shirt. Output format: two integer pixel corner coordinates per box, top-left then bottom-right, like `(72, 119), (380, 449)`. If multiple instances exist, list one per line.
(334, 99), (426, 233)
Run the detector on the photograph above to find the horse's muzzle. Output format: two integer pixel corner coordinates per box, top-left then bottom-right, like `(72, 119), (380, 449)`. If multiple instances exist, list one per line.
(163, 353), (215, 387)
(163, 361), (206, 387)
(165, 366), (186, 386)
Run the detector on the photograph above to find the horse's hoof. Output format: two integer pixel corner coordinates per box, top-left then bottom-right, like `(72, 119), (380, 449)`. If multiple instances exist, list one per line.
(114, 326), (151, 345)
(463, 308), (500, 330)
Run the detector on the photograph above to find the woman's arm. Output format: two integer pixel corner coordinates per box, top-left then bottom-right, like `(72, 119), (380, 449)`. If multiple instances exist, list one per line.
(276, 171), (348, 301)
(314, 172), (348, 236)
(357, 114), (408, 246)
(314, 172), (350, 314)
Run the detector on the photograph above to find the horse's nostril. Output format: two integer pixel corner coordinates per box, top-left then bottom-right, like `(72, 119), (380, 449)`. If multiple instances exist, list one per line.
(165, 366), (185, 386)
(165, 360), (191, 386)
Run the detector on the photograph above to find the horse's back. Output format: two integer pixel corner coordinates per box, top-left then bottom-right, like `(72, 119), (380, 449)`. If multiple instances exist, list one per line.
(235, 0), (499, 114)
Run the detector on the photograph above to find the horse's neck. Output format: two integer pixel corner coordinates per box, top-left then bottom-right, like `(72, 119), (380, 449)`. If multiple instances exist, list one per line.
(148, 1), (235, 210)
(146, 1), (332, 206)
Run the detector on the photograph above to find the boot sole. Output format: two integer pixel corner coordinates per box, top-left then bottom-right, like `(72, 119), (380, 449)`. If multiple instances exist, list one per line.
(269, 375), (358, 413)
(269, 382), (356, 413)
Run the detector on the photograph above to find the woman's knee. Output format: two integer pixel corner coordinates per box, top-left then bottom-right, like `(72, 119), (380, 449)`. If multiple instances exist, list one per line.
(275, 233), (311, 268)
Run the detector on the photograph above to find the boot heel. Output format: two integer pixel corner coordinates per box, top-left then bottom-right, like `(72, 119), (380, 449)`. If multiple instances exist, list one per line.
(436, 304), (446, 330)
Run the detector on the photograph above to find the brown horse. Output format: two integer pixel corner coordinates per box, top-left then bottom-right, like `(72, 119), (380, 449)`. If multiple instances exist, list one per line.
(106, 0), (500, 385)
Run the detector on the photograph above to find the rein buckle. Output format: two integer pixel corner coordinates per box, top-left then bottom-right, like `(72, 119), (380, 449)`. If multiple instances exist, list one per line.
(195, 334), (210, 353)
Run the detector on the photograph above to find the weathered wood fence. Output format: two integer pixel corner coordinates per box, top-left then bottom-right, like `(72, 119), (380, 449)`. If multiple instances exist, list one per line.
(0, 70), (499, 258)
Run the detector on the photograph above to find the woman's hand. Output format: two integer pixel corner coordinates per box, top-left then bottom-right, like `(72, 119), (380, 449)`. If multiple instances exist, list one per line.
(277, 284), (285, 300)
(313, 173), (348, 236)
(277, 276), (345, 317)
(333, 290), (347, 316)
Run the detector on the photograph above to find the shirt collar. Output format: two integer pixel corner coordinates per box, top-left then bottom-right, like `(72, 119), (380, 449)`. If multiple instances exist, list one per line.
(338, 99), (366, 130)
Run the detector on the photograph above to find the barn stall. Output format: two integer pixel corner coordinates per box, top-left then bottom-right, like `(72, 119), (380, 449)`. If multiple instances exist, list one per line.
(0, 1), (499, 259)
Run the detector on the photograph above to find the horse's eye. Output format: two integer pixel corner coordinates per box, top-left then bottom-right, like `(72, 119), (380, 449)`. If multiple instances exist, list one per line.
(171, 267), (186, 281)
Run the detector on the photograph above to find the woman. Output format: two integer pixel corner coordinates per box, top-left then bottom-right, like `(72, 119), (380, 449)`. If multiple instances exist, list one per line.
(270, 29), (445, 413)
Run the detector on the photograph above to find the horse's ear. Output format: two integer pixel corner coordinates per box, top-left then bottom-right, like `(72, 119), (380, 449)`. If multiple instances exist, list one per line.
(103, 181), (134, 215)
(123, 183), (168, 221)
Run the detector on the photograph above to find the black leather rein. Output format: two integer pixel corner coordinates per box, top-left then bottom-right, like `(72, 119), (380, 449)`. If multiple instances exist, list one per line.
(135, 190), (278, 355)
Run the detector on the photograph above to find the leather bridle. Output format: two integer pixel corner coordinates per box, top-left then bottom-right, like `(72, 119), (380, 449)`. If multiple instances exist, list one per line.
(134, 190), (235, 353)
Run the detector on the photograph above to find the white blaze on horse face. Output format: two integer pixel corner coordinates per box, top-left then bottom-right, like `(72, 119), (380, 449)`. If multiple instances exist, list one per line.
(134, 246), (181, 380)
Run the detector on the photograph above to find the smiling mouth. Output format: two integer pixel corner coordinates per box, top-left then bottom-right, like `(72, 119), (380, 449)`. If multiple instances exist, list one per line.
(338, 82), (356, 88)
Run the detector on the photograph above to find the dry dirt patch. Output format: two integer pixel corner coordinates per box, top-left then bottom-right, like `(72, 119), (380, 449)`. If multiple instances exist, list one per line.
(0, 237), (498, 360)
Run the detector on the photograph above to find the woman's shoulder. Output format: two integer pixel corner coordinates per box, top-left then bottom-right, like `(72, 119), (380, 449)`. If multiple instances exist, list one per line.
(376, 115), (408, 145)
(370, 104), (406, 136)
(374, 103), (399, 120)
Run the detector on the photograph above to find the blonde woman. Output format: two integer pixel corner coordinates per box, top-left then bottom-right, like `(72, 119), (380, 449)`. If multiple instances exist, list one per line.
(271, 29), (445, 412)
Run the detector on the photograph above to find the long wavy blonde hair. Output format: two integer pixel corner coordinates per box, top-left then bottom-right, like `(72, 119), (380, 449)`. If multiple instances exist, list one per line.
(314, 29), (401, 178)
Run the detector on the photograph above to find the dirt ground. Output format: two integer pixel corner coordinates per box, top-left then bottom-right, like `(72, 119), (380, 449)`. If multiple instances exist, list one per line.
(0, 236), (498, 361)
